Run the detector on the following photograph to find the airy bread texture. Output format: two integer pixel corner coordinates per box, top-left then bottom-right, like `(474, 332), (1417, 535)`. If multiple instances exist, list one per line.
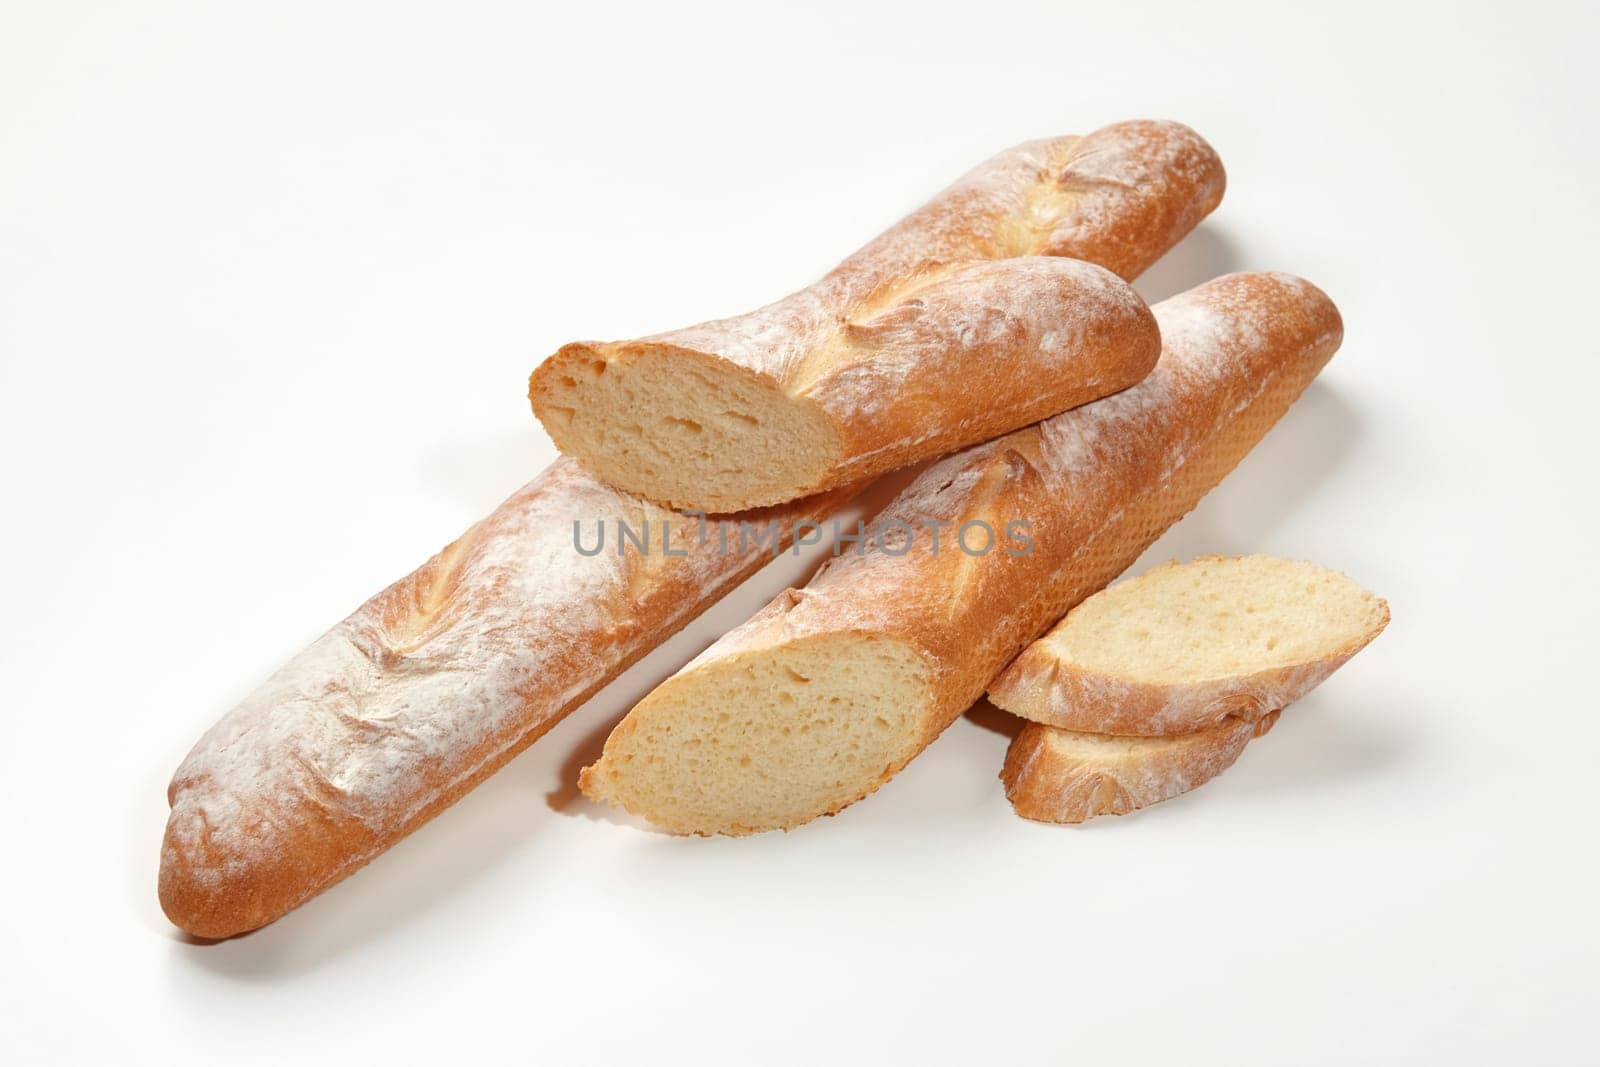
(608, 628), (934, 833)
(987, 555), (1390, 736)
(531, 120), (1224, 511)
(580, 273), (1343, 835)
(159, 461), (857, 938)
(1001, 711), (1280, 824)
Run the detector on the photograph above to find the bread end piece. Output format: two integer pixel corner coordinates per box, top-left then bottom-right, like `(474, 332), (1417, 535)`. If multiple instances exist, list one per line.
(1036, 118), (1227, 279)
(158, 787), (377, 940)
(579, 628), (934, 835)
(1001, 711), (1279, 824)
(988, 556), (1388, 736)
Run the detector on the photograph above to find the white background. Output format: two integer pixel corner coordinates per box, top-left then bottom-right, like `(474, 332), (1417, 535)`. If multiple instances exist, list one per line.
(2, 1), (1596, 1063)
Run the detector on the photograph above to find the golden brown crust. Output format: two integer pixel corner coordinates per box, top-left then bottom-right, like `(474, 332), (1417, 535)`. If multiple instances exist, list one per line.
(582, 273), (1344, 833)
(530, 120), (1224, 511)
(1001, 711), (1282, 824)
(991, 631), (1378, 736)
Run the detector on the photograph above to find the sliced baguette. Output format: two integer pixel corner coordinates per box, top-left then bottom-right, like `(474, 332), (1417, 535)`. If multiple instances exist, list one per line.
(1001, 711), (1280, 824)
(579, 273), (1343, 835)
(987, 555), (1390, 736)
(530, 120), (1223, 512)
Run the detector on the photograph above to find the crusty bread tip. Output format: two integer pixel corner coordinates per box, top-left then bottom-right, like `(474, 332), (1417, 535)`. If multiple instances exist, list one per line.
(531, 120), (1224, 512)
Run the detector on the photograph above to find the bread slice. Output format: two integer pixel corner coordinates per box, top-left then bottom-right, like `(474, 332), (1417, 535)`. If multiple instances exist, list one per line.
(1001, 711), (1280, 824)
(530, 120), (1224, 512)
(987, 555), (1389, 736)
(579, 273), (1343, 835)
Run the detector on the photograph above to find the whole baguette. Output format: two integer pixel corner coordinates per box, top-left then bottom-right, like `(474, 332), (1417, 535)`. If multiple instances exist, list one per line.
(579, 273), (1343, 835)
(1001, 711), (1280, 824)
(988, 555), (1390, 735)
(530, 120), (1223, 512)
(159, 460), (855, 938)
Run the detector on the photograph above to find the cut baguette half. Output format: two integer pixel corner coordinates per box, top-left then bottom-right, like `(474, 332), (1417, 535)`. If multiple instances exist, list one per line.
(1002, 711), (1279, 824)
(987, 555), (1389, 736)
(531, 120), (1223, 512)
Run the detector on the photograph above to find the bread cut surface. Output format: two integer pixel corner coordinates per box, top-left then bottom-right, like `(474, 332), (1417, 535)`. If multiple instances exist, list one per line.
(594, 629), (933, 835)
(531, 120), (1224, 511)
(580, 273), (1344, 835)
(1001, 711), (1279, 824)
(987, 555), (1390, 735)
(159, 461), (857, 938)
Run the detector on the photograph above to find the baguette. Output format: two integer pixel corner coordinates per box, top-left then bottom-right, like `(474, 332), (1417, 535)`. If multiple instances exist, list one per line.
(579, 273), (1343, 835)
(1001, 711), (1280, 824)
(987, 555), (1390, 735)
(530, 120), (1224, 512)
(159, 461), (855, 938)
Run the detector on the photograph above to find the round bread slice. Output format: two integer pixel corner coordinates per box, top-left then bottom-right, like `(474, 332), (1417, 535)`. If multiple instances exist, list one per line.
(1001, 710), (1280, 824)
(987, 555), (1388, 736)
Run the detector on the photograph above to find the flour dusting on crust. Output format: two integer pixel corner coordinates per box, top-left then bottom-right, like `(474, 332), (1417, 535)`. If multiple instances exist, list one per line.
(163, 460), (840, 895)
(635, 122), (1224, 389)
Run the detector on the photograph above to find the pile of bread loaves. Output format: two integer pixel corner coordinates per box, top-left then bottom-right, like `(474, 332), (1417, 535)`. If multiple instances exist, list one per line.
(160, 120), (1387, 939)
